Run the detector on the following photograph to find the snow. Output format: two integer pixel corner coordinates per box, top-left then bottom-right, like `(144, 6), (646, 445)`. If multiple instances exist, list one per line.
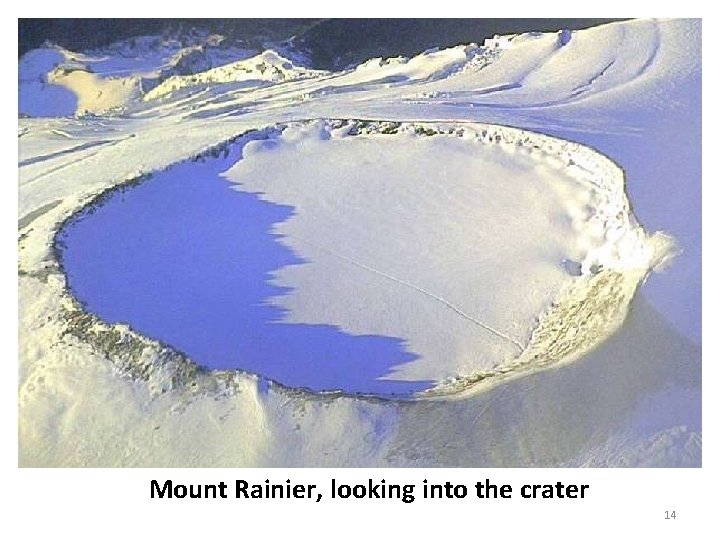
(17, 36), (261, 116)
(143, 50), (326, 101)
(18, 18), (701, 465)
(18, 48), (78, 116)
(224, 121), (659, 390)
(56, 119), (658, 396)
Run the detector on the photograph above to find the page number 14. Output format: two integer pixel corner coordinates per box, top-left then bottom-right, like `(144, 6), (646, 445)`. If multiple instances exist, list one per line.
(665, 511), (676, 520)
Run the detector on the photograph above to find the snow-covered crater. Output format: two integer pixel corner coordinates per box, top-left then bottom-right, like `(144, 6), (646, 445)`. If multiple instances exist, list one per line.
(55, 119), (667, 398)
(18, 18), (700, 466)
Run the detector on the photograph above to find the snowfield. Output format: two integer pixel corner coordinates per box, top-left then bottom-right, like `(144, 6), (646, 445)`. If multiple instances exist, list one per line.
(18, 19), (701, 466)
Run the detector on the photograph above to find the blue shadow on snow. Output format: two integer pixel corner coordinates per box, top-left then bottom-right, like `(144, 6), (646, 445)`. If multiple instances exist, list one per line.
(58, 136), (429, 397)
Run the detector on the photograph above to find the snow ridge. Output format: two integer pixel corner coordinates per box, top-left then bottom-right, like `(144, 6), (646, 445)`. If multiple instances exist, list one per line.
(143, 50), (327, 101)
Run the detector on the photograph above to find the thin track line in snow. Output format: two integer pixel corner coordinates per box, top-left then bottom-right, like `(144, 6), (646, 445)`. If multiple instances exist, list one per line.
(290, 235), (525, 351)
(20, 134), (135, 186)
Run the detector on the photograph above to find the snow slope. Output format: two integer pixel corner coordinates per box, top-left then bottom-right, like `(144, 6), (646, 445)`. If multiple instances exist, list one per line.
(18, 18), (701, 466)
(17, 34), (259, 116)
